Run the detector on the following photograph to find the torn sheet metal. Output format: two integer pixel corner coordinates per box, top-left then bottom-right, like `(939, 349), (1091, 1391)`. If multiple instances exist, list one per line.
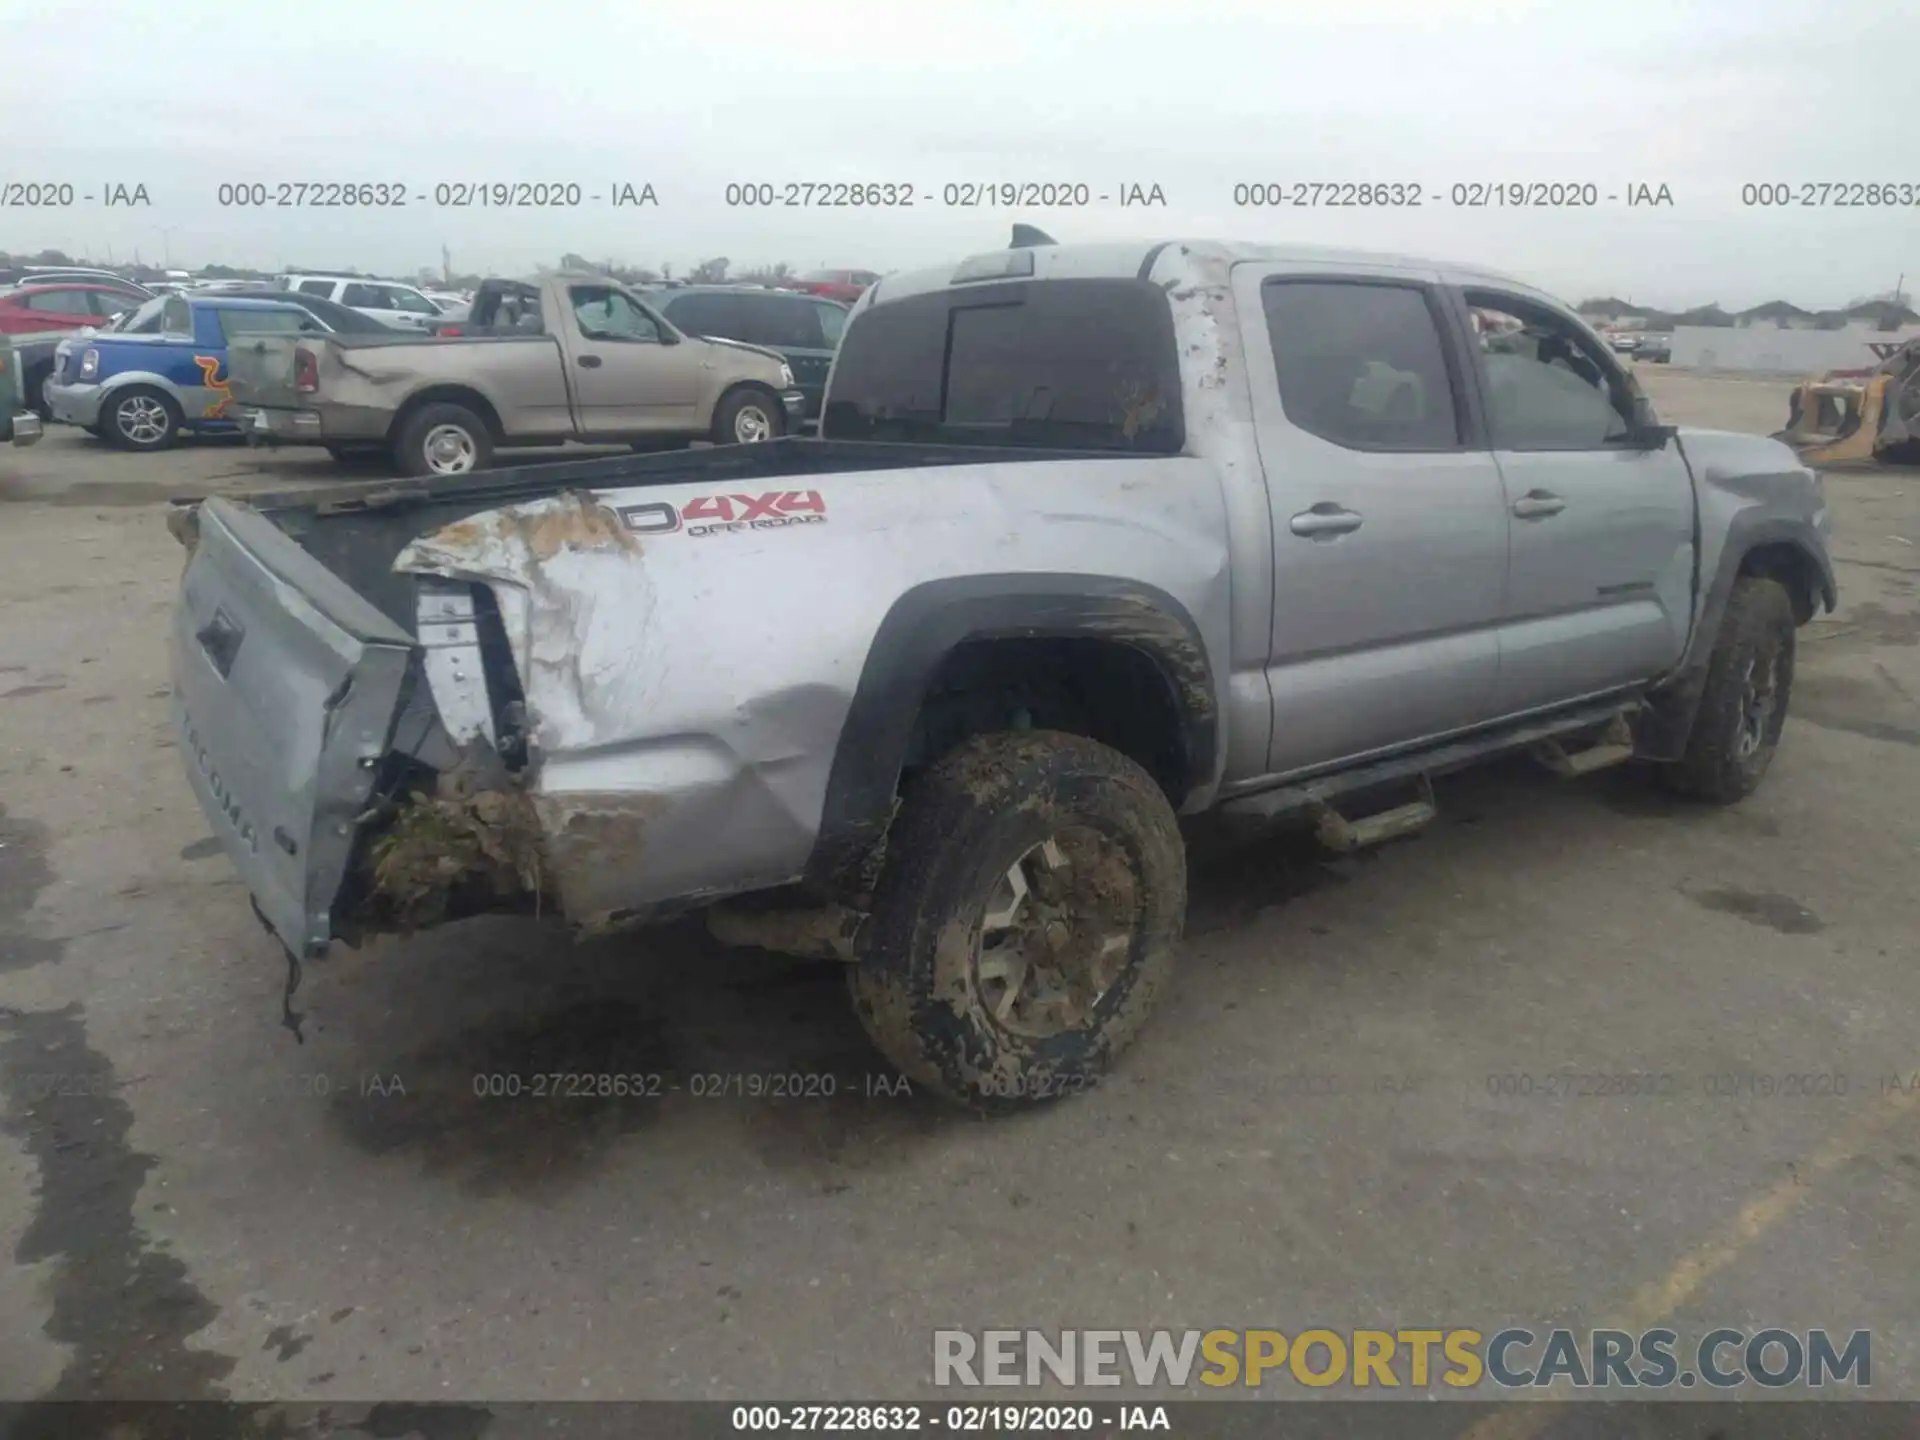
(394, 488), (662, 757)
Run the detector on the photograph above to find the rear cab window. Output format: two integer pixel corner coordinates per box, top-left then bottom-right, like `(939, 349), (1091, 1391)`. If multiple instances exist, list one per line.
(744, 295), (828, 350)
(822, 278), (1185, 453)
(1260, 278), (1465, 450)
(470, 283), (545, 333)
(217, 307), (322, 342)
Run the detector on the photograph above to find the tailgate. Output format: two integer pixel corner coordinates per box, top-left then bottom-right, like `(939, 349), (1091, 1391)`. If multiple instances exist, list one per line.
(223, 333), (306, 409)
(171, 496), (415, 957)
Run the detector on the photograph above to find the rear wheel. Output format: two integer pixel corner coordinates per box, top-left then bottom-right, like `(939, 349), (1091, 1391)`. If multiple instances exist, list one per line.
(1659, 576), (1796, 803)
(846, 730), (1186, 1110)
(711, 387), (783, 445)
(104, 386), (181, 451)
(392, 402), (493, 477)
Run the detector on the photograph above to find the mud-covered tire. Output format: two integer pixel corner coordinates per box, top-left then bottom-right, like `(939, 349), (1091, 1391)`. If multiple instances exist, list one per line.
(392, 402), (493, 477)
(711, 387), (784, 445)
(1659, 576), (1796, 803)
(847, 730), (1186, 1110)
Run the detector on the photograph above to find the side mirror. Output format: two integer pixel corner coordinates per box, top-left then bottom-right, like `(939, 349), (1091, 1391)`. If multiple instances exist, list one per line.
(1628, 395), (1677, 449)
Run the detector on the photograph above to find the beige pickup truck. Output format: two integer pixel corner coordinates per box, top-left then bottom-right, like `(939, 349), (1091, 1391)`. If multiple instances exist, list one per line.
(226, 272), (806, 475)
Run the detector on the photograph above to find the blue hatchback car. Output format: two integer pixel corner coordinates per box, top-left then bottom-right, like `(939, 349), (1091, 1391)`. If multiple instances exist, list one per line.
(44, 293), (329, 450)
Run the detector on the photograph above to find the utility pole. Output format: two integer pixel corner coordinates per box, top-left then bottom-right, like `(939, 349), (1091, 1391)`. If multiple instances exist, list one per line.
(442, 244), (452, 284)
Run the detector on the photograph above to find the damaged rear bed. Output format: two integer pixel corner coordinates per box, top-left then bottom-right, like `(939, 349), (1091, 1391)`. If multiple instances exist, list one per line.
(167, 437), (1117, 960)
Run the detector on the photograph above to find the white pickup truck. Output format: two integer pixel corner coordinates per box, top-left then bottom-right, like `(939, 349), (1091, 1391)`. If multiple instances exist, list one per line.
(168, 236), (1834, 1108)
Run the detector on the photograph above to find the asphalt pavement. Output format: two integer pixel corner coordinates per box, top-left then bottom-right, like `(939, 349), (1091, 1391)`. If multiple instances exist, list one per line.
(0, 371), (1916, 1418)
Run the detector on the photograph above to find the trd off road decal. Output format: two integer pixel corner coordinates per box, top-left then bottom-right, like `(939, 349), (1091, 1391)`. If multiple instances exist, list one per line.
(618, 489), (827, 538)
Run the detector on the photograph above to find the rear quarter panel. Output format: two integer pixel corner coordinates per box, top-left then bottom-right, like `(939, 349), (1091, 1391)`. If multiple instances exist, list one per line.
(308, 334), (575, 438)
(392, 457), (1233, 921)
(94, 336), (237, 428)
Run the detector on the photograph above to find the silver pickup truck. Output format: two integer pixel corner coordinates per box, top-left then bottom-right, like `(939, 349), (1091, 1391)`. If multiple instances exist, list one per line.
(226, 271), (805, 475)
(167, 236), (1834, 1108)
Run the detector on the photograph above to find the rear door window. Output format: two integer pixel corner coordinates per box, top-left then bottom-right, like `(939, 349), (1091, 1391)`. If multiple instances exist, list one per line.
(1261, 279), (1463, 450)
(822, 278), (1184, 453)
(664, 292), (744, 338)
(25, 288), (93, 314)
(296, 280), (336, 298)
(743, 295), (828, 350)
(340, 283), (386, 308)
(217, 308), (316, 341)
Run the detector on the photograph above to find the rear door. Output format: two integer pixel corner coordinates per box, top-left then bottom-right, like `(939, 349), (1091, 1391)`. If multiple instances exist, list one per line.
(1233, 263), (1511, 776)
(561, 283), (700, 433)
(1455, 287), (1696, 713)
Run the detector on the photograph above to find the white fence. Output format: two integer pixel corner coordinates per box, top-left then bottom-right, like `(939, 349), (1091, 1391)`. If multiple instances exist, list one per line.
(1669, 325), (1920, 374)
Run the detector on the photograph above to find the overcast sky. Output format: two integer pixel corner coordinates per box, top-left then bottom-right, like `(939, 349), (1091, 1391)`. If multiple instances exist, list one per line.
(4, 0), (1913, 308)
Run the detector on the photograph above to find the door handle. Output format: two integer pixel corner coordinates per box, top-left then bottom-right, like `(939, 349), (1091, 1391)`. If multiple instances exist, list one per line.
(1511, 490), (1566, 519)
(1289, 504), (1364, 539)
(577, 354), (603, 368)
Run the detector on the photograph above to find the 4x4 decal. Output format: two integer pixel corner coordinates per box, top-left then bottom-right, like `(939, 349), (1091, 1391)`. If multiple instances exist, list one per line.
(618, 489), (827, 538)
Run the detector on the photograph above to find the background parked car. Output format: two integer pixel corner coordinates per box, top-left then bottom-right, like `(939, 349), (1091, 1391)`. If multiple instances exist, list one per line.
(1635, 333), (1673, 364)
(278, 274), (447, 330)
(0, 267), (152, 297)
(781, 268), (879, 304)
(639, 284), (848, 419)
(423, 290), (472, 321)
(0, 283), (156, 336)
(44, 294), (332, 451)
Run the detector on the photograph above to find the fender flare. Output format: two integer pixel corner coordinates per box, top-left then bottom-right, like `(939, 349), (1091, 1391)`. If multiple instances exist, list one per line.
(804, 574), (1220, 891)
(1637, 514), (1836, 761)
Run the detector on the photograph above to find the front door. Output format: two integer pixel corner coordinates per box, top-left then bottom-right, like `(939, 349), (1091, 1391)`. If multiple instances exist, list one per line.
(1233, 263), (1512, 777)
(564, 284), (700, 434)
(1457, 288), (1696, 715)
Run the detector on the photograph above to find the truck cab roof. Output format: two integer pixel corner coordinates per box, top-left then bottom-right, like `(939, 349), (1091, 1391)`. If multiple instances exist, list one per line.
(864, 239), (1535, 307)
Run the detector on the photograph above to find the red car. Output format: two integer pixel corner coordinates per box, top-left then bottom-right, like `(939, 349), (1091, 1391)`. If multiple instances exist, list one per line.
(0, 283), (146, 335)
(782, 268), (880, 304)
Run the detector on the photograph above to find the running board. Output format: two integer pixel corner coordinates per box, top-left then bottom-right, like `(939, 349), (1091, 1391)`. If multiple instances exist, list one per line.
(1220, 699), (1639, 831)
(1531, 714), (1635, 777)
(1314, 776), (1436, 853)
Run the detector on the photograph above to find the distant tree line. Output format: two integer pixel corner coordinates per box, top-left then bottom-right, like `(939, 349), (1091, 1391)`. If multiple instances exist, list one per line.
(1579, 289), (1918, 332)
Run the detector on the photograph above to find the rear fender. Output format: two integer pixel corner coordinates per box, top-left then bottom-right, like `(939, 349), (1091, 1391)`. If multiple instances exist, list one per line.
(804, 574), (1219, 893)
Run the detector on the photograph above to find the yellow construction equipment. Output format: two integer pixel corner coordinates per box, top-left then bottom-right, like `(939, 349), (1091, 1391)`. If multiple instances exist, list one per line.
(1776, 337), (1920, 465)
